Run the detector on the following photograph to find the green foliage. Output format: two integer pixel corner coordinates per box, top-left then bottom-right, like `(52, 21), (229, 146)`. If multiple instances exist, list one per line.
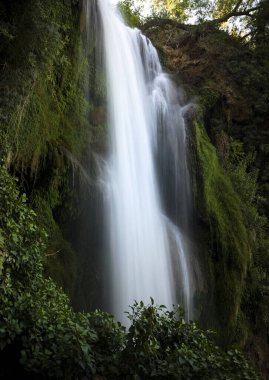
(143, 0), (266, 41)
(86, 310), (125, 377)
(0, 166), (261, 379)
(0, 0), (96, 294)
(195, 122), (251, 340)
(119, 0), (142, 27)
(0, 164), (115, 378)
(0, 0), (90, 174)
(252, 0), (269, 43)
(150, 0), (191, 21)
(0, 167), (46, 282)
(120, 300), (260, 379)
(187, 0), (259, 24)
(194, 119), (269, 363)
(226, 142), (269, 344)
(30, 189), (77, 295)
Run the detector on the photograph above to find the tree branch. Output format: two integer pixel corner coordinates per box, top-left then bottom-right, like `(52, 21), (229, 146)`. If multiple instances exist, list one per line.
(233, 0), (244, 13)
(46, 249), (62, 257)
(142, 17), (190, 31)
(141, 2), (262, 30)
(241, 30), (253, 39)
(210, 5), (261, 24)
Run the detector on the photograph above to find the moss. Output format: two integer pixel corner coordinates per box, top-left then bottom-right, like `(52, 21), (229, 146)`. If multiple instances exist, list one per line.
(6, 34), (90, 175)
(195, 121), (251, 342)
(0, 0), (96, 175)
(0, 0), (102, 296)
(30, 190), (77, 297)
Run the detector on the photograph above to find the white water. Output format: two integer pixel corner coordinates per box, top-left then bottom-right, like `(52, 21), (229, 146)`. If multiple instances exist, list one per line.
(96, 0), (194, 323)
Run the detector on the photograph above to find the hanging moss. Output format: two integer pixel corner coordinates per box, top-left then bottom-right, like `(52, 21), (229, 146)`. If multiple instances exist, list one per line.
(195, 121), (251, 343)
(0, 0), (94, 175)
(6, 37), (91, 175)
(0, 0), (106, 295)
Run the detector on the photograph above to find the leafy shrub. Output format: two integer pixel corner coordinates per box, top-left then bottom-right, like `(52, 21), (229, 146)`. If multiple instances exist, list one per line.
(0, 166), (261, 379)
(120, 300), (260, 379)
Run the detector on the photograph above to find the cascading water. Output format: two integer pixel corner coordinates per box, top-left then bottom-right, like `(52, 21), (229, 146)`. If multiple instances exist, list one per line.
(93, 0), (195, 323)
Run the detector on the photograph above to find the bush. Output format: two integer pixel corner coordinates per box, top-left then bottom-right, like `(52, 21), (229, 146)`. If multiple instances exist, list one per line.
(0, 166), (261, 379)
(120, 300), (260, 379)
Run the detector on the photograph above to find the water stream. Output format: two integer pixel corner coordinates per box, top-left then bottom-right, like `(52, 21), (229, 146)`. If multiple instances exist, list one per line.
(90, 0), (195, 323)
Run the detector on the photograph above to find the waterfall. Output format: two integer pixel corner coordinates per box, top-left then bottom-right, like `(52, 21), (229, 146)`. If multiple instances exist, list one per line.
(91, 0), (195, 323)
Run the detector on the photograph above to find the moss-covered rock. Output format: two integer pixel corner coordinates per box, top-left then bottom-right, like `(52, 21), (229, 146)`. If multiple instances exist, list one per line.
(194, 120), (251, 343)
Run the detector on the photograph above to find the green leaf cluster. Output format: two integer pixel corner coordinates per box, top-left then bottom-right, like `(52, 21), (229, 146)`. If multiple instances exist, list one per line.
(0, 164), (121, 378)
(0, 166), (261, 379)
(119, 0), (142, 27)
(120, 301), (260, 379)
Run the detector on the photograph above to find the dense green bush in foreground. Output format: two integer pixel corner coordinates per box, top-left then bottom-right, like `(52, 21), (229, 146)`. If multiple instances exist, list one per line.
(0, 165), (260, 379)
